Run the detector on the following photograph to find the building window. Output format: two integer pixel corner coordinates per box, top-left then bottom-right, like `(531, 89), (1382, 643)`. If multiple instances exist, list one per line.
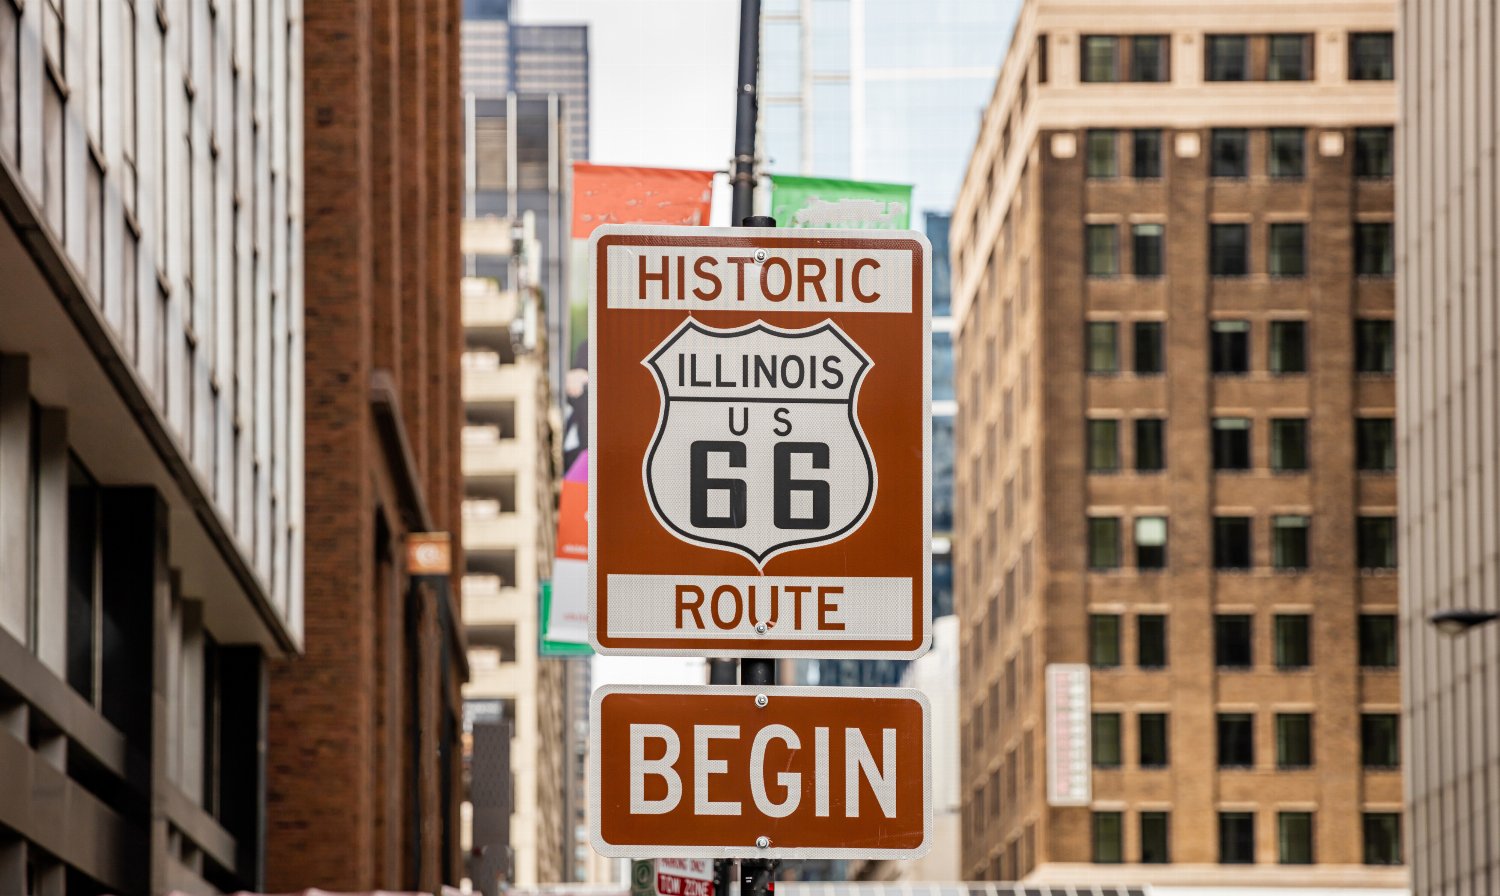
(1276, 713), (1313, 768)
(1354, 127), (1394, 178)
(1134, 322), (1164, 373)
(1355, 319), (1395, 373)
(1215, 517), (1253, 569)
(1359, 615), (1398, 667)
(1210, 128), (1250, 177)
(1135, 418), (1166, 472)
(1268, 128), (1306, 178)
(1363, 813), (1402, 864)
(1133, 129), (1163, 178)
(1212, 417), (1252, 470)
(1093, 713), (1122, 767)
(1361, 713), (1400, 768)
(1268, 222), (1307, 276)
(1269, 321), (1307, 373)
(1215, 615), (1253, 668)
(1037, 34), (1049, 83)
(1089, 518), (1122, 571)
(1140, 812), (1170, 863)
(1349, 32), (1395, 80)
(1267, 34), (1312, 80)
(1272, 515), (1311, 570)
(1090, 613), (1121, 666)
(1357, 517), (1397, 570)
(66, 457), (102, 703)
(1087, 321), (1119, 373)
(1138, 614), (1168, 668)
(1132, 224), (1165, 277)
(1270, 418), (1308, 471)
(1278, 812), (1315, 864)
(1093, 811), (1124, 863)
(1274, 614), (1311, 668)
(1220, 812), (1256, 864)
(1355, 222), (1394, 276)
(1139, 713), (1169, 767)
(1086, 129), (1118, 178)
(1205, 35), (1250, 81)
(1211, 320), (1251, 372)
(1087, 419), (1120, 472)
(1135, 516), (1167, 570)
(1087, 224), (1120, 276)
(1210, 224), (1250, 276)
(1081, 35), (1120, 82)
(1130, 35), (1169, 81)
(1357, 418), (1396, 471)
(1218, 713), (1255, 767)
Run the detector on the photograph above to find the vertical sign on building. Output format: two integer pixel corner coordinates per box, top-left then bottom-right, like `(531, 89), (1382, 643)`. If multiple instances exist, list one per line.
(1044, 664), (1092, 806)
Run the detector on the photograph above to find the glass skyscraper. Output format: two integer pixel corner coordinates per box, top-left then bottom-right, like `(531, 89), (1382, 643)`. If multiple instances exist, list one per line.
(759, 0), (1018, 635)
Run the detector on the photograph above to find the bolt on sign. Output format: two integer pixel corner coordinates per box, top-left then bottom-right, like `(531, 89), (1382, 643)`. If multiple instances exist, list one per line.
(588, 225), (932, 657)
(590, 685), (931, 859)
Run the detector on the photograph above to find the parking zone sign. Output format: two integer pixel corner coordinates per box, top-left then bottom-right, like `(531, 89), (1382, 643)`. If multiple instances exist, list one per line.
(588, 225), (931, 657)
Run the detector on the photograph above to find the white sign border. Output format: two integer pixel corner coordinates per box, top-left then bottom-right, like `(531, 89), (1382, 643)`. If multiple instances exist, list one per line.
(587, 684), (933, 861)
(586, 224), (933, 660)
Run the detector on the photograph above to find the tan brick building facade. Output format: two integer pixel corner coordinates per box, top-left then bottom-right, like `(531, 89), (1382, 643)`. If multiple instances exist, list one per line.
(265, 0), (469, 890)
(951, 1), (1405, 887)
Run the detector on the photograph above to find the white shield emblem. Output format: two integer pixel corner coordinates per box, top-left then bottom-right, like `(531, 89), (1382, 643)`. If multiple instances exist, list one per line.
(642, 319), (877, 568)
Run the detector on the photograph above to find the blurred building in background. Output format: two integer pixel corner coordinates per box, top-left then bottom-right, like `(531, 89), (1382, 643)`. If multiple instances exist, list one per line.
(760, 0), (1018, 702)
(1395, 0), (1500, 893)
(951, 0), (1402, 886)
(463, 0), (591, 163)
(0, 0), (301, 892)
(264, 0), (469, 891)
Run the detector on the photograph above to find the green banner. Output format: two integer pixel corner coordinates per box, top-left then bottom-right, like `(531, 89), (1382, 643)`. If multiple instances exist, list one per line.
(540, 581), (592, 656)
(769, 174), (913, 229)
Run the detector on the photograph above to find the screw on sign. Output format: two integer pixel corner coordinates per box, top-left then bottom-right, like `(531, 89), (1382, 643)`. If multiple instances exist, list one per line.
(587, 225), (932, 659)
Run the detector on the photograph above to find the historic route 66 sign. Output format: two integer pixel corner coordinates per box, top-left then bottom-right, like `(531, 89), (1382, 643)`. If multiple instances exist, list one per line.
(643, 319), (875, 567)
(589, 225), (931, 658)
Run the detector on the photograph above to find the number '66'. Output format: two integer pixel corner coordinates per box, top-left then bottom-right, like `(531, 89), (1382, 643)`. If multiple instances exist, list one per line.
(688, 441), (831, 530)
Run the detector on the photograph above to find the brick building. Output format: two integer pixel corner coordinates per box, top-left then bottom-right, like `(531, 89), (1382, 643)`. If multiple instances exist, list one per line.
(950, 0), (1404, 887)
(264, 0), (469, 891)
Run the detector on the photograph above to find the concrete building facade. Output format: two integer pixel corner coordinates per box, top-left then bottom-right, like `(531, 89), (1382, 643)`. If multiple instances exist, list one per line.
(0, 0), (301, 891)
(951, 0), (1404, 887)
(263, 0), (469, 890)
(1396, 1), (1500, 893)
(460, 221), (568, 885)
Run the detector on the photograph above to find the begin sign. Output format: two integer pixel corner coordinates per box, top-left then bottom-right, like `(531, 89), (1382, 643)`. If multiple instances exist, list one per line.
(589, 685), (931, 859)
(588, 225), (932, 658)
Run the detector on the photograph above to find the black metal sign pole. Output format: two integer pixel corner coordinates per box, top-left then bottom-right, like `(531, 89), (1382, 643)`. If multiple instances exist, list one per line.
(723, 1), (778, 895)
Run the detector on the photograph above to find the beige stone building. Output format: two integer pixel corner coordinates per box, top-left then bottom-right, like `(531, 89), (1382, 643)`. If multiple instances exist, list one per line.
(1395, 0), (1500, 892)
(460, 216), (569, 887)
(950, 0), (1404, 887)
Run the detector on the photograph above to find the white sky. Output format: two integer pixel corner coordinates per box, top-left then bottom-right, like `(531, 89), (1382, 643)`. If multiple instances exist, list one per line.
(516, 0), (739, 683)
(516, 0), (740, 226)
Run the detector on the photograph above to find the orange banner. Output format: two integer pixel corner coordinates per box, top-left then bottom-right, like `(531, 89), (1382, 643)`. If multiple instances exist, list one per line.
(571, 163), (714, 238)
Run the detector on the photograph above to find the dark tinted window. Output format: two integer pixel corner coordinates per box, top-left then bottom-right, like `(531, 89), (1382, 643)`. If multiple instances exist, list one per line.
(1276, 713), (1313, 768)
(1141, 812), (1170, 863)
(1218, 714), (1255, 767)
(1215, 614), (1253, 668)
(1270, 418), (1308, 471)
(1356, 222), (1394, 275)
(1268, 128), (1306, 178)
(1206, 35), (1249, 81)
(1349, 32), (1394, 80)
(1355, 319), (1395, 373)
(1361, 713), (1400, 768)
(1269, 321), (1307, 373)
(1090, 518), (1122, 571)
(1131, 35), (1169, 82)
(1269, 223), (1307, 276)
(1220, 812), (1256, 863)
(1215, 517), (1253, 569)
(1137, 614), (1168, 667)
(1135, 418), (1166, 471)
(1132, 129), (1162, 178)
(1357, 516), (1397, 569)
(1211, 224), (1250, 276)
(1363, 813), (1402, 864)
(1274, 614), (1311, 668)
(1279, 812), (1315, 864)
(1139, 713), (1169, 767)
(1211, 320), (1250, 372)
(1358, 614), (1398, 667)
(1132, 224), (1164, 277)
(1354, 127), (1394, 178)
(1267, 34), (1312, 80)
(1212, 418), (1252, 470)
(1357, 418), (1396, 471)
(1082, 35), (1120, 82)
(1210, 128), (1249, 177)
(1134, 321), (1164, 373)
(1090, 613), (1121, 665)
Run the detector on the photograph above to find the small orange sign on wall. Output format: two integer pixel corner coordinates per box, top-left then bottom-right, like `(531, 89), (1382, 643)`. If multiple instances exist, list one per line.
(405, 532), (452, 576)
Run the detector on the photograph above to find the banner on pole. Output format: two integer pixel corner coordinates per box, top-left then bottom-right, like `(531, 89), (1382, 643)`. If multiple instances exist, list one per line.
(768, 175), (912, 230)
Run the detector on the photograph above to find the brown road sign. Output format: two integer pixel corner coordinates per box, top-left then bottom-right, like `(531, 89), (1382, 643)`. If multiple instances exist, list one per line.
(588, 685), (931, 859)
(587, 225), (932, 658)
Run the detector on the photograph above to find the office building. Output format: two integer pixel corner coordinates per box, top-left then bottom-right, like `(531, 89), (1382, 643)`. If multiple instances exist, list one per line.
(460, 224), (568, 885)
(264, 0), (468, 890)
(0, 1), (300, 892)
(462, 0), (590, 163)
(951, 0), (1403, 887)
(1396, 0), (1500, 892)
